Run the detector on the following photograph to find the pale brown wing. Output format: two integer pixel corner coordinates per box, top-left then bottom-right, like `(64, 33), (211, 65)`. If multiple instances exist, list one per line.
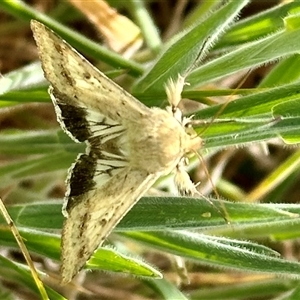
(61, 154), (160, 284)
(31, 20), (150, 143)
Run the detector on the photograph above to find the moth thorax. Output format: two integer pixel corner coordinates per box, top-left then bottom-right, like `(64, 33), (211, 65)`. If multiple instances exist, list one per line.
(126, 108), (192, 173)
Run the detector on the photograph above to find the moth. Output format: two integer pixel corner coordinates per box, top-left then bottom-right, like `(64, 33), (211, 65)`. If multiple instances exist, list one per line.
(31, 20), (203, 284)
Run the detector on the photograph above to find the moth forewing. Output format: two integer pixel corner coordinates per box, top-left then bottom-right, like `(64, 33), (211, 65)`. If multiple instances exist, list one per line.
(31, 20), (203, 284)
(30, 20), (150, 124)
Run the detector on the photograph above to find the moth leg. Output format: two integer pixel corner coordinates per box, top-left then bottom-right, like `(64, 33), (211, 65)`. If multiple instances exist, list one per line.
(174, 157), (199, 196)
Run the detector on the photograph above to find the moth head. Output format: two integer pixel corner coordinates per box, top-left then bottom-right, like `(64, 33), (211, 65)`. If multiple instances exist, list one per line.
(183, 122), (203, 153)
(165, 106), (203, 153)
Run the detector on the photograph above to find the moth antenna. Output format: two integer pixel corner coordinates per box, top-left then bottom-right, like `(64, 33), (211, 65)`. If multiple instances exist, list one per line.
(193, 151), (231, 223)
(197, 69), (252, 137)
(166, 37), (233, 222)
(180, 71), (255, 223)
(186, 69), (251, 224)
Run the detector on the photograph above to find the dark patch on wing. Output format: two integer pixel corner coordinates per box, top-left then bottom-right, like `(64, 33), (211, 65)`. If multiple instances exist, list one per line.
(66, 153), (96, 212)
(83, 71), (91, 79)
(60, 69), (75, 86)
(69, 153), (96, 197)
(52, 89), (91, 142)
(54, 42), (63, 55)
(59, 103), (91, 142)
(65, 149), (126, 212)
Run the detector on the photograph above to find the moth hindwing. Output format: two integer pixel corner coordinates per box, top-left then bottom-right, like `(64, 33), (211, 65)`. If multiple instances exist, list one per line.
(31, 20), (203, 284)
